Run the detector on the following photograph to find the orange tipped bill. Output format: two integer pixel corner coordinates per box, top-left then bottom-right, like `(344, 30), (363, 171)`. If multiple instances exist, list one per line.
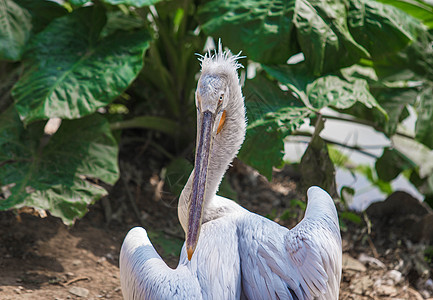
(186, 110), (214, 260)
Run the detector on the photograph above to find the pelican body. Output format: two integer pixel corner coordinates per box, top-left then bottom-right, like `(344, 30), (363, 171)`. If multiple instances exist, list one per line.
(120, 45), (342, 300)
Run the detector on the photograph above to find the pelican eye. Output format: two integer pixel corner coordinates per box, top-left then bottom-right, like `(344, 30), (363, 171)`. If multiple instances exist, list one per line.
(218, 94), (224, 108)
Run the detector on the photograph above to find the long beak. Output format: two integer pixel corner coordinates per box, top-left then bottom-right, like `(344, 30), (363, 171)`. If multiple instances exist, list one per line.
(186, 110), (214, 260)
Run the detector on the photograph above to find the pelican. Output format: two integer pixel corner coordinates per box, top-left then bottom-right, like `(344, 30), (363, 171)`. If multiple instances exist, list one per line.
(120, 44), (342, 299)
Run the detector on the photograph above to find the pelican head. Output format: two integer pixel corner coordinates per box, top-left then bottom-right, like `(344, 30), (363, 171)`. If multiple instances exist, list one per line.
(185, 44), (245, 260)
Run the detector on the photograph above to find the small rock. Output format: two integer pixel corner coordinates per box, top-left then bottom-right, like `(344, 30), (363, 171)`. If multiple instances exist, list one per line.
(343, 253), (367, 272)
(72, 259), (82, 266)
(97, 257), (107, 265)
(377, 285), (397, 296)
(69, 286), (89, 297)
(373, 278), (382, 288)
(358, 253), (386, 269)
(385, 269), (403, 284)
(350, 275), (373, 295)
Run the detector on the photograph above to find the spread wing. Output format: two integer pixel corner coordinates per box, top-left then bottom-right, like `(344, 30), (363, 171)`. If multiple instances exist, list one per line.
(119, 227), (202, 300)
(120, 217), (242, 300)
(238, 186), (342, 300)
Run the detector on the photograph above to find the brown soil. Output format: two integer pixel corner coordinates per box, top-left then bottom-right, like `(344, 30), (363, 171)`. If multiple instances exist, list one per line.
(0, 157), (432, 299)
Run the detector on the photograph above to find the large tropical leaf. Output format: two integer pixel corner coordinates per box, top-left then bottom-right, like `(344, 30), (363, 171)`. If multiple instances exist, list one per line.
(307, 75), (386, 115)
(293, 0), (368, 75)
(239, 74), (310, 179)
(376, 0), (433, 29)
(198, 0), (298, 64)
(262, 63), (314, 106)
(339, 64), (420, 136)
(263, 64), (386, 115)
(375, 147), (415, 182)
(198, 0), (368, 73)
(15, 0), (67, 33)
(0, 107), (119, 225)
(12, 6), (151, 124)
(372, 27), (433, 82)
(415, 85), (433, 148)
(0, 0), (32, 61)
(391, 134), (433, 179)
(347, 0), (420, 60)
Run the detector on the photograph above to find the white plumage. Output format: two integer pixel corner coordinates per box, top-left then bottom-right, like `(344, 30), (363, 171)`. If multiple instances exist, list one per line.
(120, 44), (342, 300)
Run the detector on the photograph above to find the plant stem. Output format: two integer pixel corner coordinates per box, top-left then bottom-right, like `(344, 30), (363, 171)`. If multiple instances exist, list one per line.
(321, 114), (415, 140)
(292, 131), (380, 159)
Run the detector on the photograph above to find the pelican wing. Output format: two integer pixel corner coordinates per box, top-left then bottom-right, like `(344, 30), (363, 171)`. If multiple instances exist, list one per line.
(119, 227), (202, 300)
(283, 186), (342, 299)
(239, 186), (342, 300)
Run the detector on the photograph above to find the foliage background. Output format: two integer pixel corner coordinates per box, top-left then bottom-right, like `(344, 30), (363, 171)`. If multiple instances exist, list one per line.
(1, 0), (433, 224)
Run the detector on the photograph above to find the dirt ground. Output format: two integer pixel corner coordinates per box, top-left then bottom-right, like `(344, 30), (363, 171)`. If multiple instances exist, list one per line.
(1, 157), (432, 299)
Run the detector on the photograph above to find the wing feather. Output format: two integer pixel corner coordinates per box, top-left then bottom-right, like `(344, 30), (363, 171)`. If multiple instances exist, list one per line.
(119, 227), (202, 300)
(285, 186), (342, 299)
(238, 186), (342, 300)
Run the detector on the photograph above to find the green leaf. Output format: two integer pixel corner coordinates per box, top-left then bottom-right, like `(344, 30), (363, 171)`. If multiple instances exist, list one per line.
(12, 6), (151, 124)
(69, 0), (90, 5)
(307, 75), (386, 115)
(391, 134), (433, 179)
(264, 64), (386, 116)
(238, 74), (310, 179)
(102, 10), (145, 38)
(340, 211), (362, 224)
(239, 125), (284, 180)
(198, 0), (369, 72)
(376, 0), (433, 29)
(340, 186), (355, 206)
(198, 0), (298, 64)
(348, 0), (420, 60)
(0, 62), (20, 112)
(15, 0), (68, 33)
(375, 88), (416, 134)
(375, 147), (415, 181)
(293, 0), (369, 74)
(369, 12), (433, 81)
(263, 64), (314, 106)
(338, 80), (417, 136)
(328, 145), (351, 168)
(0, 107), (119, 225)
(102, 0), (163, 7)
(0, 0), (32, 61)
(415, 85), (433, 148)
